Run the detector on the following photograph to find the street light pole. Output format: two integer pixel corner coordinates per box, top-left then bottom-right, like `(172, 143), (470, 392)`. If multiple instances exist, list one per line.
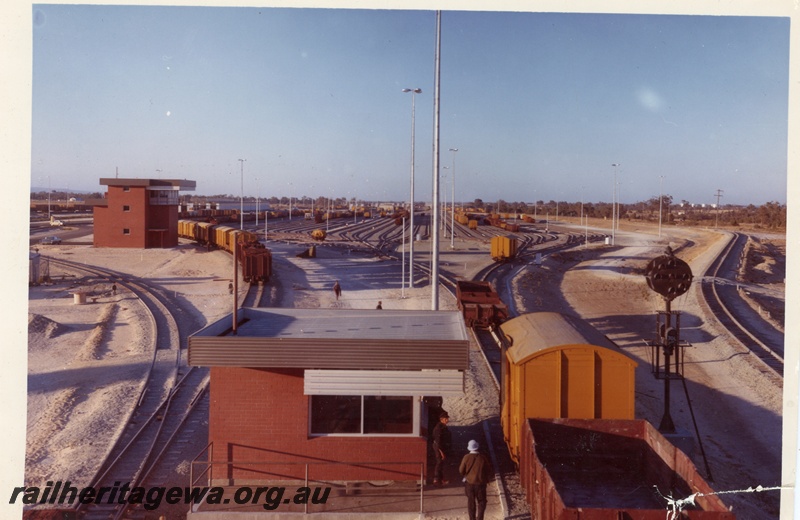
(581, 187), (586, 247)
(402, 87), (422, 289)
(442, 168), (448, 238)
(238, 159), (246, 230)
(401, 216), (406, 298)
(659, 175), (664, 237)
(449, 148), (458, 249)
(431, 10), (442, 311)
(255, 177), (260, 228)
(611, 163), (620, 245)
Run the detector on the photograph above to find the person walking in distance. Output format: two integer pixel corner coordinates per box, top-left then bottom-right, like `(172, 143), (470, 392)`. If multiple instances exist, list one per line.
(431, 411), (451, 485)
(459, 439), (493, 520)
(333, 281), (342, 300)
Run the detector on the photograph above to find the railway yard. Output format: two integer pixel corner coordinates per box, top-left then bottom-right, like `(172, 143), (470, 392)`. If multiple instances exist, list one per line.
(24, 211), (786, 519)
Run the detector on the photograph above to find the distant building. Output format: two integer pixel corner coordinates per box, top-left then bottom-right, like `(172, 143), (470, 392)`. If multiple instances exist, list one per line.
(188, 307), (469, 485)
(90, 178), (196, 248)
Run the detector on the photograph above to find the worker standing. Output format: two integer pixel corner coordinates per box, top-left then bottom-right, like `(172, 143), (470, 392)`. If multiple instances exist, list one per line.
(459, 439), (493, 520)
(333, 281), (342, 300)
(431, 411), (452, 485)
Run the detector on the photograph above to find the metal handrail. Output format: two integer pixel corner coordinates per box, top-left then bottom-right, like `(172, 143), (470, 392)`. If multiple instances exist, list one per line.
(189, 445), (425, 515)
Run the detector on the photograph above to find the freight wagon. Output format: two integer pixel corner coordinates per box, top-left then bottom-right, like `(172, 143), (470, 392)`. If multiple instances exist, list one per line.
(177, 219), (272, 283)
(520, 418), (734, 519)
(455, 280), (508, 328)
(493, 313), (732, 518)
(498, 312), (636, 462)
(490, 235), (518, 262)
(237, 241), (272, 283)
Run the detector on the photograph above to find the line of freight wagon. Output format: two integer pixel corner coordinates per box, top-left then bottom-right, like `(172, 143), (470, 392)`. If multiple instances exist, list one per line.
(455, 281), (734, 518)
(177, 219), (272, 284)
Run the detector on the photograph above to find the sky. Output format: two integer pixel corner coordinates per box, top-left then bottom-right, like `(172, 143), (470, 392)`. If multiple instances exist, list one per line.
(28, 6), (790, 206)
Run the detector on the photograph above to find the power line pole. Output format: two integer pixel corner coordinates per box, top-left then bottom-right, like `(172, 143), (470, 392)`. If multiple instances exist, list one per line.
(714, 189), (724, 228)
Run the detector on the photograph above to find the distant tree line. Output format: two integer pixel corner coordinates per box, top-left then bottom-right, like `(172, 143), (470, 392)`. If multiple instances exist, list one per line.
(471, 197), (787, 231)
(31, 190), (103, 200)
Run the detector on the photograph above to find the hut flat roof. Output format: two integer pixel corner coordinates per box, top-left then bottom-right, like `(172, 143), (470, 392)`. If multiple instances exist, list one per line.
(188, 308), (470, 369)
(220, 308), (468, 341)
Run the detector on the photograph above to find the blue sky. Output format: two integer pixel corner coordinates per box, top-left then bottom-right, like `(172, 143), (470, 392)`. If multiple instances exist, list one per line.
(29, 6), (790, 206)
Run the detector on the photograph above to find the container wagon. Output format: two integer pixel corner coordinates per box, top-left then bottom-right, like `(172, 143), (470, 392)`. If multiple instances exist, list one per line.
(455, 280), (508, 328)
(520, 418), (735, 519)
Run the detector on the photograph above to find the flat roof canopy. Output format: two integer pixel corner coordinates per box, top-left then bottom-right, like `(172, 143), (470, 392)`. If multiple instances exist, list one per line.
(189, 307), (470, 370)
(99, 178), (196, 191)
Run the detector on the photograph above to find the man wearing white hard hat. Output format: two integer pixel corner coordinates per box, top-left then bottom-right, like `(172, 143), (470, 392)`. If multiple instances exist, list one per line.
(458, 439), (493, 520)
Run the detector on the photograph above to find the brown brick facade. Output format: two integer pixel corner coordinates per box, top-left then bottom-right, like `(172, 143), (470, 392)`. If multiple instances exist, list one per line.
(208, 367), (427, 485)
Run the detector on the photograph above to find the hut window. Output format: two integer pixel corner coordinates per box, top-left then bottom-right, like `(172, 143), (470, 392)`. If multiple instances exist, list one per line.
(310, 395), (414, 436)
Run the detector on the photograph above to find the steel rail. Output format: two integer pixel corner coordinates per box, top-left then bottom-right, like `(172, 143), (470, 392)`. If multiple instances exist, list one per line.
(699, 232), (783, 376)
(45, 257), (181, 518)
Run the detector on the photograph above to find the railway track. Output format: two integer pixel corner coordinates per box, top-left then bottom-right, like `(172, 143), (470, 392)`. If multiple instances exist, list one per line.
(45, 257), (211, 520)
(699, 232), (784, 377)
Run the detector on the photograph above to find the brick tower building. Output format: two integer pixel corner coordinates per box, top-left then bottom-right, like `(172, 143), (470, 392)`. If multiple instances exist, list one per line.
(91, 178), (195, 248)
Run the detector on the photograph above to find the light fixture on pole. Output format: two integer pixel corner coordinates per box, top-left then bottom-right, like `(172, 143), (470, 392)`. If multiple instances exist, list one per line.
(238, 159), (246, 230)
(449, 148), (458, 249)
(402, 87), (422, 289)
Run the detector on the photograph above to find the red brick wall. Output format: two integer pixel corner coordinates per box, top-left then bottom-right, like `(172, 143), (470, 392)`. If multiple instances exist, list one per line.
(208, 367), (427, 484)
(93, 187), (148, 248)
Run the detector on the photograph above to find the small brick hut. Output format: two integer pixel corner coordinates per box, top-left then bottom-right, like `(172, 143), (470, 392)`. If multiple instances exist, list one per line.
(188, 307), (469, 485)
